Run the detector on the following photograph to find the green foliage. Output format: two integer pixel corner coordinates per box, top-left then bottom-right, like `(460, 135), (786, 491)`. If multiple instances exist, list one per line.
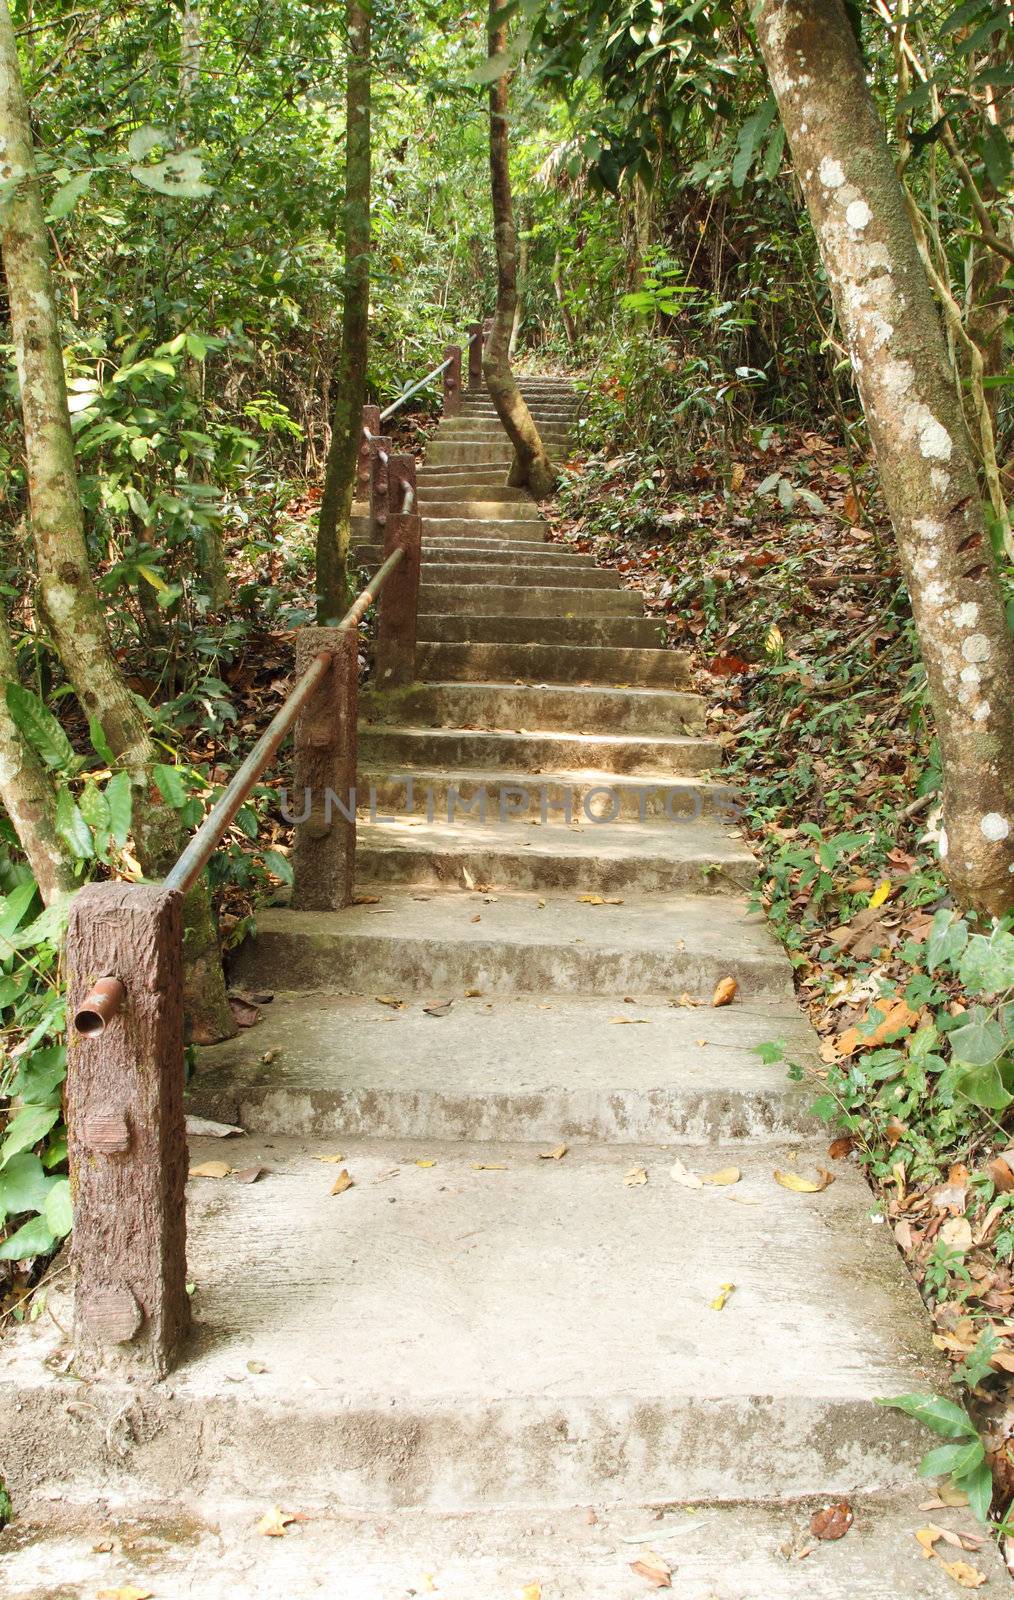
(879, 1392), (992, 1522)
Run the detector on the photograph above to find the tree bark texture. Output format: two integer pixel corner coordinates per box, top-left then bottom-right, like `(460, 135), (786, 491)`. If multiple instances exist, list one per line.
(482, 4), (555, 499)
(0, 611), (76, 903)
(756, 0), (1014, 916)
(316, 0), (371, 623)
(0, 0), (236, 1036)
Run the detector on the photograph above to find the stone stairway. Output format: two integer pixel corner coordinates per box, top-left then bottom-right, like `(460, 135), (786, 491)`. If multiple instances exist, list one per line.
(1, 376), (1003, 1597)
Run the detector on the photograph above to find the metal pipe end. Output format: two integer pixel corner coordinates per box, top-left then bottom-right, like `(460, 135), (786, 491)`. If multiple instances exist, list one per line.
(74, 976), (125, 1036)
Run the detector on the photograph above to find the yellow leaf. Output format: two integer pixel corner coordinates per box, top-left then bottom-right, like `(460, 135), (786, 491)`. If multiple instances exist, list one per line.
(257, 1506), (297, 1538)
(329, 1168), (353, 1195)
(702, 1167), (741, 1186)
(517, 1584), (542, 1600)
(97, 1589), (153, 1600)
(470, 1162), (507, 1170)
(539, 1144), (568, 1160)
(774, 1168), (834, 1193)
(940, 1559), (986, 1588)
(711, 976), (738, 1008)
(730, 461), (746, 493)
(868, 878), (891, 909)
(188, 1160), (231, 1179)
(670, 1159), (703, 1188)
(608, 1016), (650, 1024)
(624, 1166), (648, 1187)
(311, 1153), (345, 1164)
(415, 1159), (437, 1168)
(374, 994), (404, 1009)
(578, 894), (604, 904)
(710, 1283), (735, 1310)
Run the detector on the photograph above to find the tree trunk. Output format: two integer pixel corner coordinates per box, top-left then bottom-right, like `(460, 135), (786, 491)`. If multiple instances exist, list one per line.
(553, 247), (577, 348)
(0, 612), (77, 904)
(316, 0), (371, 623)
(483, 2), (555, 499)
(0, 0), (236, 1039)
(755, 0), (1014, 917)
(508, 214), (528, 360)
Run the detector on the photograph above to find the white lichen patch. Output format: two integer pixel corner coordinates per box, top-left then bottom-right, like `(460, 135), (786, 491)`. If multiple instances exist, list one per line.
(918, 418), (952, 460)
(952, 602), (979, 629)
(930, 468), (950, 496)
(845, 199), (872, 231)
(44, 582), (78, 625)
(961, 634), (990, 664)
(973, 701), (991, 722)
(938, 828), (949, 860)
(981, 813), (1010, 843)
(819, 156), (845, 189)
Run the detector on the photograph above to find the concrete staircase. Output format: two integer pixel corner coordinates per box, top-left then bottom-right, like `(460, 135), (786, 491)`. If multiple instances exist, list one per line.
(0, 377), (999, 1597)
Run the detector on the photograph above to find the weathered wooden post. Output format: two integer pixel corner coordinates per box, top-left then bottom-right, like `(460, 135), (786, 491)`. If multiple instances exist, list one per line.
(442, 344), (462, 416)
(376, 454), (422, 689)
(467, 322), (484, 391)
(366, 432), (392, 545)
(356, 403), (381, 499)
(66, 881), (190, 1377)
(291, 628), (358, 910)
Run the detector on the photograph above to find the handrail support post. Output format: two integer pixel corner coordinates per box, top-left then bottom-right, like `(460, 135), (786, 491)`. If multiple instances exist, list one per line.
(357, 403), (381, 499)
(442, 344), (462, 416)
(376, 455), (421, 688)
(367, 433), (393, 545)
(291, 628), (358, 910)
(467, 322), (484, 391)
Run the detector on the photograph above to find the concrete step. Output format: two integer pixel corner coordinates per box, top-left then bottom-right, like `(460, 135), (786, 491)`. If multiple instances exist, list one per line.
(437, 425), (572, 443)
(417, 485), (533, 504)
(362, 763), (736, 823)
(418, 641), (691, 687)
(419, 562), (621, 588)
(4, 1493), (1001, 1599)
(358, 722), (719, 775)
(426, 442), (566, 466)
(415, 583), (641, 616)
(230, 892), (789, 999)
(417, 498), (540, 517)
(360, 680), (707, 735)
(356, 544), (598, 569)
(420, 518), (549, 539)
(418, 613), (664, 649)
(0, 1136), (944, 1509)
(190, 992), (810, 1142)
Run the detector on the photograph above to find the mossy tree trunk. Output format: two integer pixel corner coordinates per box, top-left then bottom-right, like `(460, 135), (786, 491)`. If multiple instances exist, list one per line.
(756, 0), (1014, 916)
(316, 0), (371, 623)
(483, 1), (555, 499)
(0, 0), (235, 1039)
(0, 610), (76, 904)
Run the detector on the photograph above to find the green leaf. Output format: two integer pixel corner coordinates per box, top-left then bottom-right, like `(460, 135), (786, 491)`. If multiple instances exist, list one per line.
(43, 1179), (72, 1239)
(0, 1103), (61, 1169)
(950, 1010), (1005, 1067)
(55, 789), (93, 860)
(981, 125), (1011, 189)
(919, 1437), (984, 1480)
(263, 848), (293, 886)
(46, 171), (93, 221)
(0, 1154), (54, 1226)
(78, 781), (110, 839)
(0, 881), (39, 942)
(130, 150), (213, 199)
(732, 100), (776, 189)
(12, 1044), (66, 1106)
(877, 1392), (975, 1440)
(0, 1214), (56, 1261)
(959, 930), (1014, 996)
(926, 909), (968, 973)
(153, 763), (187, 808)
(754, 1040), (786, 1065)
(962, 1455), (994, 1523)
(955, 1060), (1011, 1111)
(5, 684), (76, 771)
(105, 771), (132, 847)
(88, 717), (116, 765)
(127, 124), (170, 160)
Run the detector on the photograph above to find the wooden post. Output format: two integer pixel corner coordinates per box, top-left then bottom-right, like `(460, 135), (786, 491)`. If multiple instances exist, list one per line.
(66, 881), (190, 1377)
(442, 343), (462, 416)
(376, 454), (421, 688)
(291, 627), (358, 910)
(367, 433), (392, 545)
(467, 322), (484, 391)
(356, 403), (381, 499)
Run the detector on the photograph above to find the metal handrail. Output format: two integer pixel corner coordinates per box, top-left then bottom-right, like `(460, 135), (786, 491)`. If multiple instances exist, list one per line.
(379, 354), (453, 423)
(164, 548), (406, 897)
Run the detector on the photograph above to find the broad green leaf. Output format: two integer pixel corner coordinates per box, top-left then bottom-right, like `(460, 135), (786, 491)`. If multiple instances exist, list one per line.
(877, 1392), (975, 1440)
(44, 1180), (73, 1239)
(0, 1154), (54, 1226)
(919, 1437), (984, 1480)
(154, 763), (187, 808)
(263, 848), (293, 886)
(0, 881), (38, 942)
(0, 1214), (57, 1261)
(4, 899), (69, 953)
(5, 684), (76, 771)
(732, 99), (776, 189)
(78, 781), (110, 839)
(963, 1455), (994, 1523)
(12, 1045), (66, 1106)
(926, 909), (968, 973)
(959, 930), (1014, 996)
(949, 1010), (1005, 1067)
(955, 1060), (1011, 1111)
(105, 771), (132, 847)
(0, 1103), (61, 1169)
(55, 789), (93, 859)
(127, 124), (170, 160)
(129, 150), (213, 199)
(88, 717), (116, 765)
(46, 171), (93, 221)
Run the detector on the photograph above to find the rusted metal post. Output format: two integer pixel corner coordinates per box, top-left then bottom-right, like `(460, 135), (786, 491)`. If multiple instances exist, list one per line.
(367, 432), (392, 545)
(291, 627), (358, 910)
(356, 403), (381, 499)
(376, 454), (421, 688)
(442, 343), (462, 416)
(66, 881), (190, 1377)
(467, 322), (484, 391)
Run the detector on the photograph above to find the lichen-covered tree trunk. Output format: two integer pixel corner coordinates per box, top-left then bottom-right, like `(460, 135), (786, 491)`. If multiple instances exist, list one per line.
(316, 0), (371, 623)
(553, 248), (577, 348)
(0, 611), (76, 904)
(483, 2), (555, 498)
(0, 0), (235, 1039)
(756, 0), (1014, 917)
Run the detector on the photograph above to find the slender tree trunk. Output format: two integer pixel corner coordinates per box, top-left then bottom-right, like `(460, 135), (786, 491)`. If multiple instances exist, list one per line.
(316, 0), (371, 623)
(756, 0), (1014, 916)
(0, 612), (76, 904)
(553, 247), (577, 348)
(0, 0), (235, 1038)
(508, 215), (528, 360)
(483, 2), (555, 498)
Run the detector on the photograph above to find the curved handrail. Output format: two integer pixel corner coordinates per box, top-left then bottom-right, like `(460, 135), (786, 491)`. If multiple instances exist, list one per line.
(379, 354), (453, 423)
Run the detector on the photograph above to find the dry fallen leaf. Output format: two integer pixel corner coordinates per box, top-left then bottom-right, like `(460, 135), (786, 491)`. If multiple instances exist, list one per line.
(835, 997), (918, 1057)
(464, 987), (483, 998)
(624, 1166), (648, 1187)
(257, 1506), (299, 1538)
(228, 994), (261, 1028)
(941, 1216), (973, 1251)
(988, 1154), (1014, 1193)
(516, 1583), (542, 1600)
(774, 1168), (834, 1193)
(185, 1116), (243, 1138)
(630, 1551), (672, 1588)
(311, 1153), (345, 1164)
(247, 1359), (268, 1374)
(97, 1589), (153, 1600)
(670, 1159), (703, 1189)
(415, 1159), (437, 1168)
(329, 1169), (354, 1195)
(189, 1160), (232, 1180)
(940, 1559), (987, 1588)
(711, 976), (737, 1008)
(423, 999), (454, 1017)
(539, 1144), (568, 1161)
(374, 994), (404, 1009)
(702, 1167), (741, 1186)
(234, 1165), (265, 1184)
(352, 894), (381, 905)
(810, 1500), (853, 1541)
(711, 1282), (735, 1310)
(471, 1162), (507, 1170)
(608, 1016), (650, 1024)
